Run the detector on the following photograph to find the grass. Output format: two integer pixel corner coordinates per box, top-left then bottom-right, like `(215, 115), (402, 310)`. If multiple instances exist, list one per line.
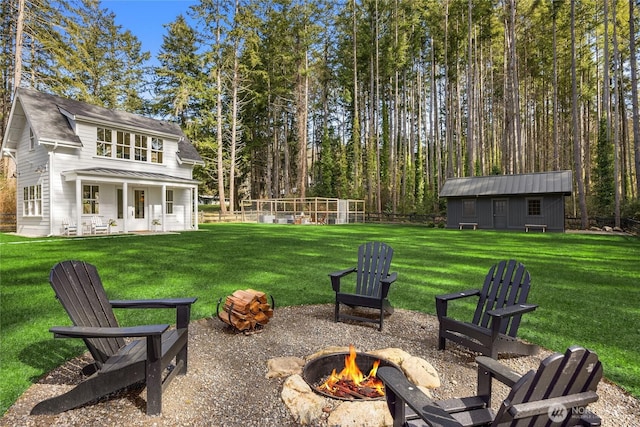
(1, 223), (639, 414)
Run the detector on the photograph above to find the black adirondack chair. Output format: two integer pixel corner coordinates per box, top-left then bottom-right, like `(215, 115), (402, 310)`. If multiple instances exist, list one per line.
(378, 346), (602, 427)
(330, 241), (397, 331)
(31, 260), (197, 416)
(436, 259), (538, 358)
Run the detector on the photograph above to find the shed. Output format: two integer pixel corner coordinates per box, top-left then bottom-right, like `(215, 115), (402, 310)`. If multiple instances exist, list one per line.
(439, 171), (573, 232)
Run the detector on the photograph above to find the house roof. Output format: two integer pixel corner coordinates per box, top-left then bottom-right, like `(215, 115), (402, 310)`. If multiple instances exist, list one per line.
(439, 171), (573, 197)
(2, 88), (203, 165)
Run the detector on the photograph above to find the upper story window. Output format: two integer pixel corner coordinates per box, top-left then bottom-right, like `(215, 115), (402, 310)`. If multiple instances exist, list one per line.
(23, 185), (42, 216)
(29, 128), (36, 150)
(97, 127), (163, 164)
(462, 199), (476, 217)
(116, 131), (131, 159)
(134, 134), (148, 161)
(151, 137), (163, 164)
(97, 127), (113, 157)
(83, 184), (100, 214)
(527, 198), (542, 216)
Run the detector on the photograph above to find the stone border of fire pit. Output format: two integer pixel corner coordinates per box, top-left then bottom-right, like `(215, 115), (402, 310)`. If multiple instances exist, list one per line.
(266, 346), (440, 425)
(2, 304), (638, 427)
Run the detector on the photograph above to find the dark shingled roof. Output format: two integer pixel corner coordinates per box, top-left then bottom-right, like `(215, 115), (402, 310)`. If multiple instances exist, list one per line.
(12, 88), (203, 164)
(439, 171), (573, 197)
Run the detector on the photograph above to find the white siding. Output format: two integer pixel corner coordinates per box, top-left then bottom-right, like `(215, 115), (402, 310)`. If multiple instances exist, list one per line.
(15, 125), (50, 236)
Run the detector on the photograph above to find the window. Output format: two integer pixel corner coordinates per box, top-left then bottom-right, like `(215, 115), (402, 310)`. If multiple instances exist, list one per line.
(23, 185), (42, 216)
(29, 128), (36, 150)
(97, 127), (113, 157)
(116, 131), (131, 159)
(166, 189), (174, 214)
(117, 189), (124, 219)
(83, 185), (100, 214)
(134, 134), (148, 161)
(527, 198), (542, 216)
(462, 199), (476, 217)
(151, 137), (163, 163)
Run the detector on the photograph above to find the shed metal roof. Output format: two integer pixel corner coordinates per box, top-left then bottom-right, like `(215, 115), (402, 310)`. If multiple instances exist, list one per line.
(439, 171), (573, 197)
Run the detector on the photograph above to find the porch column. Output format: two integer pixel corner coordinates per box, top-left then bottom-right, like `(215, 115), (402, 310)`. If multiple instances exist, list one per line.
(122, 182), (128, 233)
(75, 179), (83, 236)
(192, 185), (198, 230)
(161, 184), (166, 232)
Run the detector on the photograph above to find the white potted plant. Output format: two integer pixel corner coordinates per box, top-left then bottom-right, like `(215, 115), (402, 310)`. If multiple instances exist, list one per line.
(152, 218), (161, 232)
(108, 219), (117, 233)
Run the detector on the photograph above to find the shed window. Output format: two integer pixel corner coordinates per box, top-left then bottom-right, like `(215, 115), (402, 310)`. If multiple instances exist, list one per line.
(527, 198), (542, 216)
(23, 185), (41, 216)
(83, 185), (100, 214)
(462, 199), (476, 217)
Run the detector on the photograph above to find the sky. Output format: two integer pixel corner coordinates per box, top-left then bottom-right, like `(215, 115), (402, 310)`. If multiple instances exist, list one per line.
(102, 0), (198, 63)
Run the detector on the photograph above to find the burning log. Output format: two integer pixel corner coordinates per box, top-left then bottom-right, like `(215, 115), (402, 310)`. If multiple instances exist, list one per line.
(218, 289), (274, 332)
(315, 345), (385, 400)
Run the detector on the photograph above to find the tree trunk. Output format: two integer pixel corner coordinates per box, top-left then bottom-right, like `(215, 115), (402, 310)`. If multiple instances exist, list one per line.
(571, 0), (588, 229)
(629, 0), (640, 197)
(13, 0), (24, 92)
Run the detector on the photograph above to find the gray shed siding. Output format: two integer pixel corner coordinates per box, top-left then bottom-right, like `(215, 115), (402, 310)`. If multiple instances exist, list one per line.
(445, 194), (566, 231)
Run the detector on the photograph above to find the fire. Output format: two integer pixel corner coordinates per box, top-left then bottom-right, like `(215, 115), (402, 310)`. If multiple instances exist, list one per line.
(317, 345), (385, 399)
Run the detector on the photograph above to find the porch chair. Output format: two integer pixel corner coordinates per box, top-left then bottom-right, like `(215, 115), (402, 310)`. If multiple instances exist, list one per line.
(91, 216), (109, 234)
(377, 346), (602, 427)
(61, 218), (77, 236)
(436, 259), (538, 358)
(31, 260), (197, 416)
(330, 241), (397, 331)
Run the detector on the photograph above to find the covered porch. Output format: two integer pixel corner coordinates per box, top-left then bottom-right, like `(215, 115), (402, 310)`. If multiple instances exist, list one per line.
(61, 168), (200, 235)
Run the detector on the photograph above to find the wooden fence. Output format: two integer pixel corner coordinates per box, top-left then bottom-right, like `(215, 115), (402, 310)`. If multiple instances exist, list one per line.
(0, 213), (16, 232)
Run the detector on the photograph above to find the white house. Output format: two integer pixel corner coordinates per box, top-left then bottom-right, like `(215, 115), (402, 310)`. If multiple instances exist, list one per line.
(1, 88), (204, 237)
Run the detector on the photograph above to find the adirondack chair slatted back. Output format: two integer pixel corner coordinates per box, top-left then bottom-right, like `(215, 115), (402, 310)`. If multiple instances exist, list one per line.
(355, 242), (393, 298)
(472, 259), (530, 337)
(49, 260), (125, 366)
(494, 346), (602, 426)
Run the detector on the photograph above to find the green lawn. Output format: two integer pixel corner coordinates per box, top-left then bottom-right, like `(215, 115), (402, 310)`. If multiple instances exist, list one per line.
(1, 223), (639, 415)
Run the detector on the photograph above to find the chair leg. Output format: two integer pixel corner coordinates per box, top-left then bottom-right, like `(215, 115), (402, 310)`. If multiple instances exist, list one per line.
(438, 327), (446, 350)
(30, 367), (144, 415)
(334, 299), (340, 323)
(146, 335), (163, 415)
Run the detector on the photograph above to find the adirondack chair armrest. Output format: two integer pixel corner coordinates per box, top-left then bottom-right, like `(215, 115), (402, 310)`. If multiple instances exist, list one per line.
(508, 391), (599, 419)
(110, 297), (197, 329)
(50, 324), (170, 339)
(436, 288), (481, 302)
(476, 356), (522, 388)
(379, 272), (398, 298)
(109, 297), (198, 309)
(435, 289), (481, 318)
(485, 303), (538, 319)
(329, 267), (357, 292)
(377, 366), (462, 427)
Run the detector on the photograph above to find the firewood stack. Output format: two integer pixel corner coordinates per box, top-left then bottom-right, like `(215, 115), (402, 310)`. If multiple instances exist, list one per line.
(218, 289), (274, 333)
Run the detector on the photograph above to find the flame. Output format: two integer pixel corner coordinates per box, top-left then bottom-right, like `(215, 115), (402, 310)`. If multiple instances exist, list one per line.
(317, 344), (385, 398)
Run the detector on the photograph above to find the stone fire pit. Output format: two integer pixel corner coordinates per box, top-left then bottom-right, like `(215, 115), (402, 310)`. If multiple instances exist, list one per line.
(266, 346), (440, 426)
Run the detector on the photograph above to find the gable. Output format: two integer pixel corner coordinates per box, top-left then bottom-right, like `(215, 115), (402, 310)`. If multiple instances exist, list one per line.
(439, 171), (573, 198)
(2, 88), (203, 165)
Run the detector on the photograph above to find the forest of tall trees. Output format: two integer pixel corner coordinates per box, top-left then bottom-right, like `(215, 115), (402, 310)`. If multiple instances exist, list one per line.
(2, 0), (639, 226)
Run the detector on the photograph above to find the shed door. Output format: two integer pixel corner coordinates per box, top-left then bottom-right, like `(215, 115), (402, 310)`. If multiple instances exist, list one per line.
(493, 199), (508, 229)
